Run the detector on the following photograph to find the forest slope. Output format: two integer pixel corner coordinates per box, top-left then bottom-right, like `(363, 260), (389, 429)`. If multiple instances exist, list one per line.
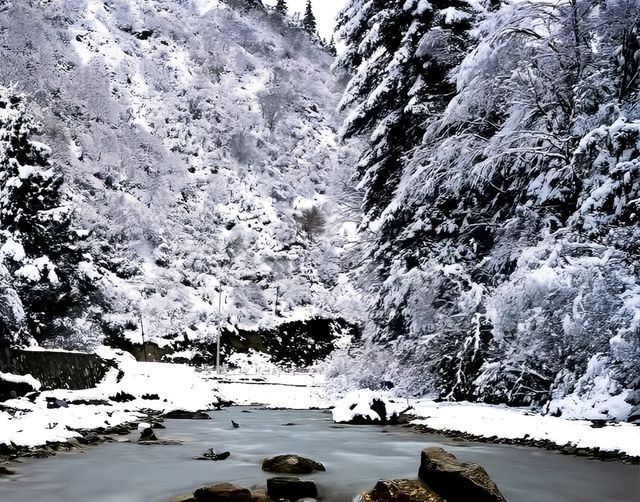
(0, 0), (362, 355)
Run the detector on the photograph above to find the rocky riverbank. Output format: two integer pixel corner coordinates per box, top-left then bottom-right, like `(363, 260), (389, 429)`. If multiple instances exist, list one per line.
(408, 422), (640, 465)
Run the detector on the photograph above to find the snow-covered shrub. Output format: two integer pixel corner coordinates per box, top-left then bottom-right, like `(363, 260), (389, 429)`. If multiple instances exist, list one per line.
(332, 389), (408, 424)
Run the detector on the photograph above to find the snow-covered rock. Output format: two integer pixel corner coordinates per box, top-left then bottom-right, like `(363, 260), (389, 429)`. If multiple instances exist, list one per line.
(332, 389), (408, 424)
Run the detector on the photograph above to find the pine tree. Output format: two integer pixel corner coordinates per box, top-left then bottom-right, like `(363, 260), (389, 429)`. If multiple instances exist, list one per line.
(334, 0), (640, 410)
(244, 0), (263, 10)
(327, 35), (337, 56)
(275, 0), (287, 15)
(0, 87), (96, 346)
(335, 0), (477, 217)
(302, 0), (317, 35)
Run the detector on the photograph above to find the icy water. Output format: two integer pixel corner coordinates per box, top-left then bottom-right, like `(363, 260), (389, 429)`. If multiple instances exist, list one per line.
(1, 407), (638, 502)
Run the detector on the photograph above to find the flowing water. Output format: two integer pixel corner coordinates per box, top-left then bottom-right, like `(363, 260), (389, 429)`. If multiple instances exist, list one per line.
(0, 407), (638, 502)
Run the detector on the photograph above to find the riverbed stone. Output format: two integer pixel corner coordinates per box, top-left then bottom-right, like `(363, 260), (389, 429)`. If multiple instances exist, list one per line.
(163, 410), (211, 420)
(266, 476), (318, 500)
(196, 449), (231, 461)
(249, 489), (268, 502)
(194, 482), (251, 501)
(418, 447), (506, 502)
(262, 454), (325, 474)
(361, 479), (444, 502)
(138, 428), (157, 442)
(0, 465), (16, 475)
(169, 495), (196, 502)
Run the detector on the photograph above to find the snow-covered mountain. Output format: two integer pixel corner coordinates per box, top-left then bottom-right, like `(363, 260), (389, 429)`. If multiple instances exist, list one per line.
(0, 0), (364, 357)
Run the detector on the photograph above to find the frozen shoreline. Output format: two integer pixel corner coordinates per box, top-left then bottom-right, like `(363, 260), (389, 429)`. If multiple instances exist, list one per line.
(1, 358), (639, 462)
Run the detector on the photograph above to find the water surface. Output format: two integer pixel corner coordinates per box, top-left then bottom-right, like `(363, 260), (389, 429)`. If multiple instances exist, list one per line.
(1, 407), (638, 502)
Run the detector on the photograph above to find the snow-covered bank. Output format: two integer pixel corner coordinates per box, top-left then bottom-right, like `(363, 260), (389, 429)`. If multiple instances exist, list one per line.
(0, 350), (331, 451)
(409, 400), (640, 458)
(330, 391), (640, 459)
(0, 350), (218, 449)
(211, 372), (330, 409)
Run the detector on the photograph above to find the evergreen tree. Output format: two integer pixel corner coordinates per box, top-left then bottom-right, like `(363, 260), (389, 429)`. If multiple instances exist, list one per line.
(275, 0), (287, 15)
(0, 87), (97, 346)
(334, 0), (640, 411)
(327, 36), (337, 57)
(335, 0), (477, 217)
(244, 0), (263, 10)
(302, 0), (317, 35)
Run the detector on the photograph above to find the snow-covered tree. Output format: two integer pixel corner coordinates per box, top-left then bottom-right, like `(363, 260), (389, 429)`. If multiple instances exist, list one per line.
(275, 0), (288, 15)
(0, 87), (98, 347)
(332, 0), (640, 418)
(302, 0), (317, 35)
(0, 0), (364, 357)
(335, 0), (479, 216)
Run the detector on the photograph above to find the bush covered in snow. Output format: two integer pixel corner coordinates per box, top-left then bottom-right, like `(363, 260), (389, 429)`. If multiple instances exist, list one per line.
(332, 389), (408, 424)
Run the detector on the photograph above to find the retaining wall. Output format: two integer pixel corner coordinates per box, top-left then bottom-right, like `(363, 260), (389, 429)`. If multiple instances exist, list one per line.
(0, 347), (109, 390)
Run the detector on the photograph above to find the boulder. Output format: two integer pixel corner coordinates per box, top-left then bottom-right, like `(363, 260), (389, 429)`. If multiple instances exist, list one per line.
(262, 454), (325, 474)
(332, 390), (406, 425)
(169, 495), (196, 502)
(163, 410), (211, 420)
(267, 477), (318, 500)
(361, 479), (444, 502)
(0, 465), (16, 476)
(80, 432), (102, 445)
(249, 489), (269, 502)
(103, 424), (132, 435)
(418, 447), (506, 502)
(109, 391), (135, 403)
(194, 482), (251, 502)
(139, 428), (157, 442)
(45, 397), (69, 409)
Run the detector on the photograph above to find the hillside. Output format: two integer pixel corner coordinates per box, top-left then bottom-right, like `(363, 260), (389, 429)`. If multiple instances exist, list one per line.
(0, 0), (363, 360)
(328, 0), (640, 420)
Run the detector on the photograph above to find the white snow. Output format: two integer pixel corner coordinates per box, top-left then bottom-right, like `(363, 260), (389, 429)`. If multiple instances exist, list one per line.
(214, 369), (330, 409)
(332, 389), (407, 423)
(409, 399), (640, 457)
(0, 349), (219, 448)
(0, 371), (41, 391)
(0, 238), (26, 262)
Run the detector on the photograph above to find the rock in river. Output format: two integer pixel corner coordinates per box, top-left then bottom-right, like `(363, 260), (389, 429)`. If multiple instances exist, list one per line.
(138, 428), (157, 442)
(0, 465), (16, 476)
(361, 479), (444, 502)
(418, 447), (506, 502)
(163, 410), (211, 420)
(266, 477), (318, 500)
(194, 482), (251, 501)
(262, 454), (325, 474)
(195, 448), (231, 461)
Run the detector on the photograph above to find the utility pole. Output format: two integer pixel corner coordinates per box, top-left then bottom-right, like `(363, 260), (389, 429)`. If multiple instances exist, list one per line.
(139, 310), (147, 362)
(216, 289), (222, 374)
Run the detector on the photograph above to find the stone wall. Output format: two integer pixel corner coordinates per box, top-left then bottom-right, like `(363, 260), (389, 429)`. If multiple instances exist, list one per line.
(0, 347), (109, 390)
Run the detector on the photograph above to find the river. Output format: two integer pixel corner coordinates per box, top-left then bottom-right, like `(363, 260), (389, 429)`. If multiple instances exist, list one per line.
(1, 407), (638, 501)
